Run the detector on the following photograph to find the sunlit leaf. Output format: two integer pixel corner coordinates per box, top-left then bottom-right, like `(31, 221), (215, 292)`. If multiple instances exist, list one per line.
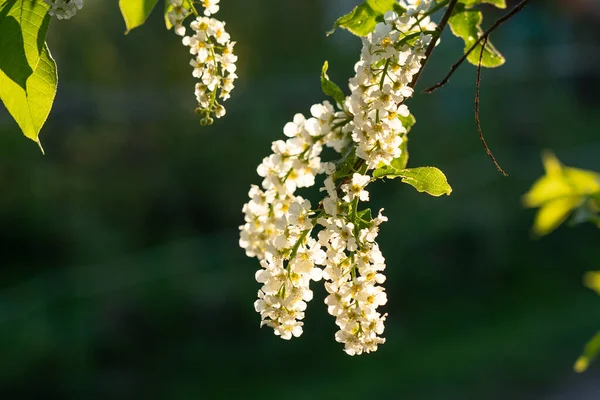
(0, 0), (55, 149)
(119, 0), (159, 33)
(584, 271), (600, 295)
(574, 331), (600, 373)
(523, 151), (600, 208)
(459, 0), (506, 9)
(532, 196), (582, 237)
(399, 113), (416, 133)
(328, 0), (398, 37)
(320, 61), (345, 106)
(373, 166), (452, 196)
(448, 4), (505, 68)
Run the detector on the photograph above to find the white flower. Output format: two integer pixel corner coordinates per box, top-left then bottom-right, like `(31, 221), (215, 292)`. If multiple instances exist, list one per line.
(342, 173), (371, 202)
(202, 0), (220, 16)
(44, 0), (83, 19)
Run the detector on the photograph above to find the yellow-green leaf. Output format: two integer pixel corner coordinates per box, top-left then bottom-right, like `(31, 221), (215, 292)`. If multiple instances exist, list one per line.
(320, 61), (345, 106)
(328, 0), (398, 37)
(584, 271), (600, 295)
(448, 4), (505, 68)
(119, 0), (159, 33)
(523, 151), (600, 208)
(574, 331), (600, 373)
(0, 0), (55, 149)
(373, 166), (452, 196)
(532, 196), (582, 237)
(459, 0), (506, 9)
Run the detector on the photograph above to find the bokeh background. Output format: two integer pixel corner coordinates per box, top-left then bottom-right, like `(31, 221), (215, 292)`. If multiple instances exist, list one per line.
(1, 0), (599, 398)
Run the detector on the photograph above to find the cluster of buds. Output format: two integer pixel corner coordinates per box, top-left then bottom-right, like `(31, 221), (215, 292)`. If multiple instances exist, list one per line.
(240, 0), (438, 355)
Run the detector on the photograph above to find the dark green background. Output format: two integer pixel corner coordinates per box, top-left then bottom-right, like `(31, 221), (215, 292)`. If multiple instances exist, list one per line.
(1, 0), (599, 398)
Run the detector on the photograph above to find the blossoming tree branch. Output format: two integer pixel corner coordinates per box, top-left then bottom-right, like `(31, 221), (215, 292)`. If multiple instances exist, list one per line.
(240, 0), (527, 355)
(0, 0), (235, 151)
(13, 0), (598, 364)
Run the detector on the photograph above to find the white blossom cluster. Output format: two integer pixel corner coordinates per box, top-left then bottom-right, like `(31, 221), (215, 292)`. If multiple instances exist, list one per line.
(318, 205), (389, 355)
(346, 1), (436, 169)
(240, 0), (437, 355)
(240, 102), (351, 338)
(43, 0), (83, 19)
(167, 0), (237, 124)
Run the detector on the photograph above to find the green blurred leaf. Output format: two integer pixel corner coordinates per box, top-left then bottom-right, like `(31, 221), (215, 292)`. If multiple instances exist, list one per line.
(164, 0), (173, 29)
(523, 151), (600, 236)
(459, 0), (506, 9)
(584, 271), (600, 295)
(388, 114), (416, 170)
(373, 166), (452, 196)
(0, 0), (55, 149)
(574, 331), (600, 373)
(448, 4), (505, 68)
(328, 0), (397, 37)
(119, 0), (159, 33)
(320, 61), (346, 106)
(532, 196), (582, 237)
(399, 113), (416, 133)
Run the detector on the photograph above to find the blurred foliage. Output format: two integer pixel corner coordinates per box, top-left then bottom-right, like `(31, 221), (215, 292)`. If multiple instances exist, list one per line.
(1, 0), (600, 398)
(523, 150), (600, 236)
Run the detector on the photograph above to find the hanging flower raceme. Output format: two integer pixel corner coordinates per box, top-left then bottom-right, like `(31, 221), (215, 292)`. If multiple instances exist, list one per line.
(240, 0), (449, 355)
(167, 0), (237, 125)
(44, 0), (83, 19)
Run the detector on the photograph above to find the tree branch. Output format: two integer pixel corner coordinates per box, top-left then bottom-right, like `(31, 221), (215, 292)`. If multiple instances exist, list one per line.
(423, 0), (530, 94)
(475, 36), (508, 176)
(409, 0), (459, 90)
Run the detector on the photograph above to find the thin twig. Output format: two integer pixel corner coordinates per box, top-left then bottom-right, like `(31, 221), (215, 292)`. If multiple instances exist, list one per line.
(423, 0), (530, 94)
(410, 0), (459, 90)
(475, 36), (508, 176)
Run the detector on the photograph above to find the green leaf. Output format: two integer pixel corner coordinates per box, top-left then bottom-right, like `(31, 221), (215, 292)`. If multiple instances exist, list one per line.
(448, 4), (505, 68)
(0, 0), (50, 89)
(531, 196), (582, 237)
(459, 0), (506, 9)
(574, 331), (600, 373)
(119, 0), (159, 33)
(320, 61), (345, 106)
(164, 0), (172, 29)
(584, 271), (600, 295)
(523, 151), (600, 236)
(399, 113), (416, 133)
(328, 0), (397, 37)
(523, 152), (600, 208)
(373, 166), (452, 196)
(355, 208), (373, 231)
(0, 0), (56, 149)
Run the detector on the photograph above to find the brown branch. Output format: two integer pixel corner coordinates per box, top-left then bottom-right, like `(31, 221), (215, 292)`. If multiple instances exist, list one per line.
(423, 0), (530, 94)
(475, 36), (508, 176)
(409, 0), (459, 90)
